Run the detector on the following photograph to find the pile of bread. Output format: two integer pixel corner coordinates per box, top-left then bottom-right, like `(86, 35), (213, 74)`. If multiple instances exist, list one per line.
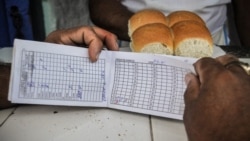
(128, 9), (213, 58)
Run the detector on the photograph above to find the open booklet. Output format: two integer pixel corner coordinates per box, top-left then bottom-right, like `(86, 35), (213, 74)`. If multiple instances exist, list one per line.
(9, 39), (199, 120)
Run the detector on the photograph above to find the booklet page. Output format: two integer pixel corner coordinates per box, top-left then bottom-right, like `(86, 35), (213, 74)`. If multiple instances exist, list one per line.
(9, 39), (109, 107)
(9, 39), (197, 120)
(107, 51), (196, 120)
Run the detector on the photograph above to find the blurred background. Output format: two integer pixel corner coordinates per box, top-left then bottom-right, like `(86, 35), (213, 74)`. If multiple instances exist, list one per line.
(0, 0), (91, 48)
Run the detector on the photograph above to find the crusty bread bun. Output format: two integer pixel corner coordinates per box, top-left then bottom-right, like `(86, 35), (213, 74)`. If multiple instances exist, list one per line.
(172, 20), (213, 58)
(130, 23), (174, 55)
(128, 9), (168, 37)
(166, 10), (205, 27)
(128, 10), (213, 58)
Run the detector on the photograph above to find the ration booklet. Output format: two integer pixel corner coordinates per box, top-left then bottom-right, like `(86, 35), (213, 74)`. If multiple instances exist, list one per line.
(8, 39), (198, 120)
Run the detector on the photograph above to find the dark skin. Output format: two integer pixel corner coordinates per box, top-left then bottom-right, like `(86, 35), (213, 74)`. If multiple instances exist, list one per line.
(89, 0), (133, 41)
(89, 0), (250, 47)
(184, 54), (250, 141)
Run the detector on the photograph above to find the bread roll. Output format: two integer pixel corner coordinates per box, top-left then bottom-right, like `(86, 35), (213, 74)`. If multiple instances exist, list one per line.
(172, 20), (213, 58)
(166, 10), (205, 27)
(128, 9), (168, 37)
(128, 10), (213, 58)
(130, 23), (174, 55)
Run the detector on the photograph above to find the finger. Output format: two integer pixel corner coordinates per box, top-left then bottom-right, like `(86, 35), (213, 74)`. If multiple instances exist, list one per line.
(74, 26), (104, 62)
(216, 54), (239, 66)
(46, 26), (104, 62)
(194, 57), (225, 84)
(45, 29), (67, 44)
(93, 26), (119, 51)
(45, 27), (92, 46)
(216, 54), (247, 75)
(184, 73), (200, 105)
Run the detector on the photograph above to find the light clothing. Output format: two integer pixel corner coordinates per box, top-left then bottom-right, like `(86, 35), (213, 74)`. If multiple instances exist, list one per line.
(121, 0), (231, 46)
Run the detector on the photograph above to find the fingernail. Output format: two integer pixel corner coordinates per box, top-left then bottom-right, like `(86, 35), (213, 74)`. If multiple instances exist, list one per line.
(114, 40), (119, 51)
(95, 52), (101, 61)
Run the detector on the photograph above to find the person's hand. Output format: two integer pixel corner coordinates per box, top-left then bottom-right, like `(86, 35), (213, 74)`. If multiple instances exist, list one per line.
(183, 54), (250, 141)
(45, 26), (119, 62)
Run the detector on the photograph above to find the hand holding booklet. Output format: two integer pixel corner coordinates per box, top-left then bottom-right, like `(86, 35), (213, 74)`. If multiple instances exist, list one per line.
(9, 39), (199, 120)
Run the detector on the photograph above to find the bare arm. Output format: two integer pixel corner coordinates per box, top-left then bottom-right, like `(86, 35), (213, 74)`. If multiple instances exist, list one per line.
(89, 0), (133, 41)
(232, 0), (250, 47)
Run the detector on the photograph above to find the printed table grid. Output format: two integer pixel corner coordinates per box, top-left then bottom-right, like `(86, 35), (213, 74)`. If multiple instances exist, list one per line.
(19, 50), (106, 102)
(111, 60), (135, 105)
(111, 59), (189, 115)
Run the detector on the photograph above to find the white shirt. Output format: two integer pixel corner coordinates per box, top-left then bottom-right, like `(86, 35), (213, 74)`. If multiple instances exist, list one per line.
(121, 0), (231, 36)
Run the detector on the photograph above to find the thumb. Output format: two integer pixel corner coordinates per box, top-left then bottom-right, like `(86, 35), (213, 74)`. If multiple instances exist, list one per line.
(184, 73), (200, 105)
